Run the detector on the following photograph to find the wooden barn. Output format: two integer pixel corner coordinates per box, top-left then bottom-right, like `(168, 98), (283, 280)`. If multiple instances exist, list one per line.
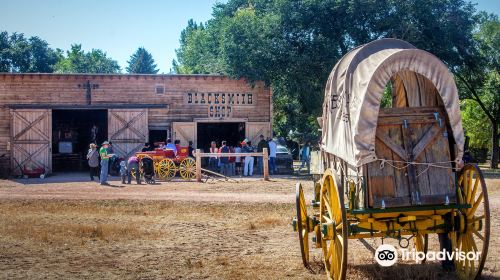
(0, 73), (272, 175)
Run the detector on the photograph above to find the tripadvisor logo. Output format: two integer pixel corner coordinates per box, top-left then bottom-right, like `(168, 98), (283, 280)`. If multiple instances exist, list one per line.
(375, 244), (398, 266)
(374, 244), (481, 266)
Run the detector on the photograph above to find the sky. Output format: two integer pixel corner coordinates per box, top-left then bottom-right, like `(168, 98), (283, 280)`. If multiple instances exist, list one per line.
(0, 0), (498, 74)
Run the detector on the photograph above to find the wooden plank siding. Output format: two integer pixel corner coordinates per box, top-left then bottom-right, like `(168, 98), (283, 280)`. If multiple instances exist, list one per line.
(0, 74), (272, 175)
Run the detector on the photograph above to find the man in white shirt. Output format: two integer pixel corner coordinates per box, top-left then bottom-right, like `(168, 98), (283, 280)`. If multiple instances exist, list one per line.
(268, 137), (277, 175)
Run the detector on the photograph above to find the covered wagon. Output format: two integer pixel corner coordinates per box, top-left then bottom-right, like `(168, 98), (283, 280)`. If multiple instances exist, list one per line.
(293, 39), (489, 280)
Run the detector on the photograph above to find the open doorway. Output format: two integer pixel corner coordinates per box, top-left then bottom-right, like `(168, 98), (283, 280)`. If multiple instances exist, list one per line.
(52, 110), (108, 172)
(149, 129), (168, 146)
(197, 122), (245, 151)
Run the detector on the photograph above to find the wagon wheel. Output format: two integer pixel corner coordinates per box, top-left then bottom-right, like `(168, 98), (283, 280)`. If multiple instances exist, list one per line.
(414, 233), (428, 263)
(320, 169), (347, 280)
(179, 158), (196, 180)
(156, 158), (177, 180)
(450, 164), (490, 280)
(295, 182), (310, 268)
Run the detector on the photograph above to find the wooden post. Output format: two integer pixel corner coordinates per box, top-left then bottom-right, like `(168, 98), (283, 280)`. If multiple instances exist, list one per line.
(195, 149), (202, 182)
(263, 148), (269, 181)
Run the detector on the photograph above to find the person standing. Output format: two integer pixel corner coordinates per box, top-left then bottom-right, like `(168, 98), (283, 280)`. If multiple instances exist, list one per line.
(256, 135), (269, 174)
(86, 143), (100, 181)
(188, 141), (195, 158)
(127, 155), (141, 184)
(208, 141), (219, 171)
(298, 141), (311, 174)
(99, 141), (113, 185)
(119, 161), (127, 184)
(234, 143), (242, 176)
(242, 141), (255, 176)
(219, 141), (230, 176)
(268, 137), (277, 175)
(228, 145), (236, 176)
(106, 141), (115, 176)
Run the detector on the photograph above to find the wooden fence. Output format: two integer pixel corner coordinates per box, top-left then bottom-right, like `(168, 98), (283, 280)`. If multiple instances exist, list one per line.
(194, 148), (269, 182)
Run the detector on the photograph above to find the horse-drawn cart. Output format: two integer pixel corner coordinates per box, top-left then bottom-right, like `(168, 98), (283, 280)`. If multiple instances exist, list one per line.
(134, 147), (196, 180)
(293, 39), (489, 280)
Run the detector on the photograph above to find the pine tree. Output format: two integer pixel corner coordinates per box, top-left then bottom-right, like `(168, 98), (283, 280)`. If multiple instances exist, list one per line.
(126, 47), (159, 74)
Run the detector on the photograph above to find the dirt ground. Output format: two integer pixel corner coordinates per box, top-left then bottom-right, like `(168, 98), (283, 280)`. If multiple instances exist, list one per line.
(0, 174), (498, 279)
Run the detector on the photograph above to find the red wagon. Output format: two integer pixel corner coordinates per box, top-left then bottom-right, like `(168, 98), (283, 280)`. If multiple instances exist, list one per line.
(135, 146), (196, 180)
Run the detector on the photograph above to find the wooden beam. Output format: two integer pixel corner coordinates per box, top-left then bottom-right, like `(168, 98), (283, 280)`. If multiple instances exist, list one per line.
(263, 148), (269, 181)
(412, 124), (445, 160)
(195, 149), (202, 182)
(375, 131), (408, 161)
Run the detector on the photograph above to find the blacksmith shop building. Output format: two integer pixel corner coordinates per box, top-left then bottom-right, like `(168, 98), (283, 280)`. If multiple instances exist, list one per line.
(0, 73), (272, 175)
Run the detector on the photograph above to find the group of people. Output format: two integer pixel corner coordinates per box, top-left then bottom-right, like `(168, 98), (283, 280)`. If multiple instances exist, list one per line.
(86, 141), (117, 186)
(86, 138), (193, 186)
(207, 135), (278, 177)
(86, 135), (311, 184)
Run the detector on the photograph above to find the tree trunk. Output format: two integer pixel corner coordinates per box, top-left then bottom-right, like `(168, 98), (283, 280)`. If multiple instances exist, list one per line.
(491, 122), (499, 169)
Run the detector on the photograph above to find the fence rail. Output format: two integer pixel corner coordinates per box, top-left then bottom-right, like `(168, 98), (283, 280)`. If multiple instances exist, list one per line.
(194, 148), (269, 182)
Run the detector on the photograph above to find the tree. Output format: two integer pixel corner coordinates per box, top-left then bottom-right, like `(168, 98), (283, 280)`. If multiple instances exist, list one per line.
(55, 44), (120, 74)
(126, 47), (159, 74)
(455, 14), (499, 168)
(0, 31), (61, 73)
(174, 0), (480, 140)
(0, 32), (10, 72)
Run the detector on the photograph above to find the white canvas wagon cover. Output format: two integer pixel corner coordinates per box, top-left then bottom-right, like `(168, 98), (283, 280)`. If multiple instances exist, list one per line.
(321, 38), (464, 167)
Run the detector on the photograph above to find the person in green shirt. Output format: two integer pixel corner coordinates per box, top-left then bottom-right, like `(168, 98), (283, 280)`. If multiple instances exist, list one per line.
(99, 141), (114, 185)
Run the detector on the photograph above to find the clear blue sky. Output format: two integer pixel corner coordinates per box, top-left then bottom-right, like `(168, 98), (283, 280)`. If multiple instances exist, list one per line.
(0, 0), (497, 74)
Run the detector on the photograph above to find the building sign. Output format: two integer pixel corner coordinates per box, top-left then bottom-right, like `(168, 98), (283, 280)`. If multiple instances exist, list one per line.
(185, 92), (253, 105)
(185, 92), (254, 119)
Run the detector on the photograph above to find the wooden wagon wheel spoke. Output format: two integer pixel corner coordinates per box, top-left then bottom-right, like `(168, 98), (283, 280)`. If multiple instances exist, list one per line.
(156, 158), (176, 180)
(450, 164), (490, 280)
(320, 169), (347, 280)
(179, 158), (196, 180)
(295, 183), (310, 268)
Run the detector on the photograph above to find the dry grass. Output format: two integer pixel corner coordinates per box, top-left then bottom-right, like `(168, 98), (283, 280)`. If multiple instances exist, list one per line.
(0, 176), (499, 279)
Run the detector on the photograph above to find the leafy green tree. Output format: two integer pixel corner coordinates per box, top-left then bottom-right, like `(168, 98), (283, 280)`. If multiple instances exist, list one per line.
(174, 0), (480, 141)
(126, 47), (158, 74)
(0, 31), (10, 72)
(0, 31), (61, 73)
(55, 44), (120, 74)
(455, 14), (499, 168)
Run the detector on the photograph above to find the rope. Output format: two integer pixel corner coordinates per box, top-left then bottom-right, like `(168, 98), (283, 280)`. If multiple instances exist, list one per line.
(377, 158), (459, 177)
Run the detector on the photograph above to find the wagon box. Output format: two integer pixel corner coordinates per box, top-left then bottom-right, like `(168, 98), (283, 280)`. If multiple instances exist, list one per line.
(293, 39), (490, 280)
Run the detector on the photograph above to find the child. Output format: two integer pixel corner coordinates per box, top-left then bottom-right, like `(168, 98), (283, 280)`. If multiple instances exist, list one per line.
(119, 160), (127, 184)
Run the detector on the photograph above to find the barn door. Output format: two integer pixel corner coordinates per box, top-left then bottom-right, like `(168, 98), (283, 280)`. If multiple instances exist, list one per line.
(367, 107), (455, 208)
(172, 122), (196, 146)
(108, 109), (148, 158)
(246, 122), (271, 143)
(11, 109), (52, 175)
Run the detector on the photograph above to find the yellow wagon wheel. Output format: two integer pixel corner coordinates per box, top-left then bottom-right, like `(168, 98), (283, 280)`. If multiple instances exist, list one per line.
(414, 233), (428, 263)
(295, 182), (310, 268)
(179, 158), (196, 180)
(156, 158), (177, 180)
(450, 164), (490, 280)
(320, 169), (347, 280)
